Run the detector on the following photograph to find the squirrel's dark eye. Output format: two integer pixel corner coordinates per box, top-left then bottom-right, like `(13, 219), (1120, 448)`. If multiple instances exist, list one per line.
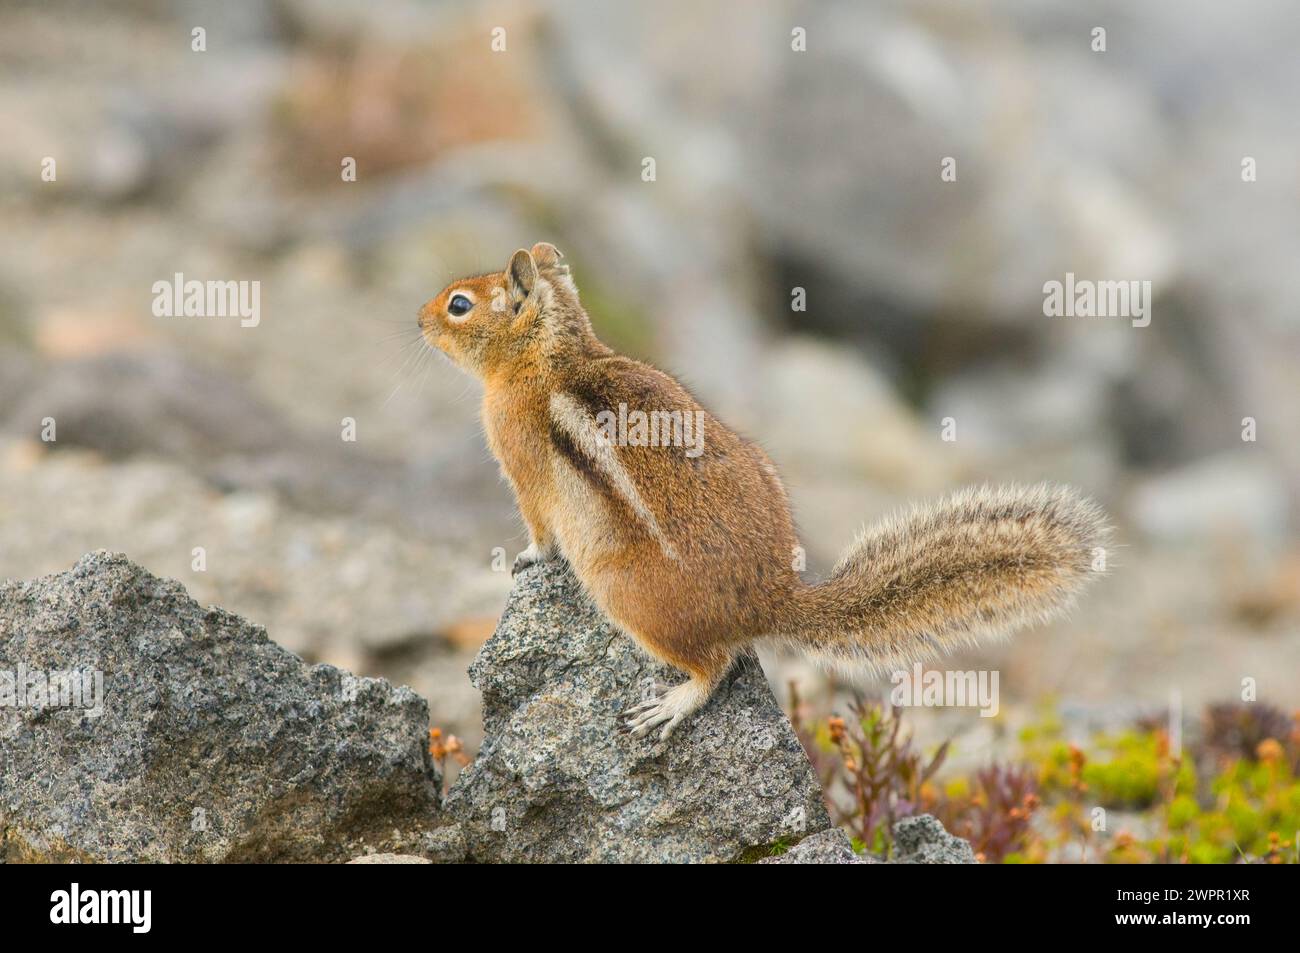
(447, 294), (473, 317)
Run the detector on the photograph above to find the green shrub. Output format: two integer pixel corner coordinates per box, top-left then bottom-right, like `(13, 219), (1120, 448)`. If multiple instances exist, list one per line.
(792, 695), (1299, 864)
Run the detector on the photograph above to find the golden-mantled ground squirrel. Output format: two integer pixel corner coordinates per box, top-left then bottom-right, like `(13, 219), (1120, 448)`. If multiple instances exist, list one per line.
(420, 243), (1108, 740)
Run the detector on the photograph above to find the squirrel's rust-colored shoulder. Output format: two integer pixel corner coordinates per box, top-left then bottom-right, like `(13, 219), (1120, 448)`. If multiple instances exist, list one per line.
(559, 354), (700, 419)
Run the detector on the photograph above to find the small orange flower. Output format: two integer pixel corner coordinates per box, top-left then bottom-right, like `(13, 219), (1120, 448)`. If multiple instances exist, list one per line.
(1257, 738), (1284, 763)
(428, 727), (447, 758)
(828, 716), (847, 744)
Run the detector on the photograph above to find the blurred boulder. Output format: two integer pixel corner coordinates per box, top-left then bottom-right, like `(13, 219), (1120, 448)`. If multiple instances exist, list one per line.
(739, 1), (1177, 327)
(926, 339), (1124, 490)
(0, 349), (508, 546)
(0, 443), (508, 668)
(1128, 452), (1291, 545)
(759, 335), (956, 493)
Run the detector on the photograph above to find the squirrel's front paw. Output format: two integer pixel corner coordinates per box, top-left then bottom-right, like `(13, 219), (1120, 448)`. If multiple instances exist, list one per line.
(511, 543), (551, 576)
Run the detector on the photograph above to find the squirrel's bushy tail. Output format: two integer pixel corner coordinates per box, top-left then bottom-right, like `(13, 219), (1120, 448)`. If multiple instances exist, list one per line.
(777, 483), (1109, 674)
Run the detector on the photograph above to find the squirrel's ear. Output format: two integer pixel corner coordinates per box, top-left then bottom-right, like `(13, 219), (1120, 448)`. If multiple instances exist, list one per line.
(505, 248), (538, 303)
(530, 241), (574, 289)
(530, 242), (563, 271)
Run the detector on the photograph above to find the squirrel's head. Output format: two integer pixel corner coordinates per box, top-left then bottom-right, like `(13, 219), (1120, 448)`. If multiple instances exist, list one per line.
(418, 242), (595, 378)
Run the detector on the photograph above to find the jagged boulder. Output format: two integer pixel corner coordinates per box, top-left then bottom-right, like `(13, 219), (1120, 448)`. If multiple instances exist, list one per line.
(0, 552), (440, 862)
(758, 816), (977, 864)
(759, 827), (876, 864)
(891, 814), (978, 864)
(444, 559), (834, 862)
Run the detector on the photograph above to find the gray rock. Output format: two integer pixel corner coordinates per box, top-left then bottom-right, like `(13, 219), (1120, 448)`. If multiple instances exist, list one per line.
(0, 552), (441, 862)
(417, 822), (469, 863)
(891, 814), (977, 865)
(759, 827), (875, 865)
(445, 559), (832, 863)
(759, 816), (975, 865)
(346, 852), (432, 864)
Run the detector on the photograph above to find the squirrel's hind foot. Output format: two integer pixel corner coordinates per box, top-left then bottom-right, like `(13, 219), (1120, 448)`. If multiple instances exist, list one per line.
(511, 542), (556, 576)
(623, 677), (713, 741)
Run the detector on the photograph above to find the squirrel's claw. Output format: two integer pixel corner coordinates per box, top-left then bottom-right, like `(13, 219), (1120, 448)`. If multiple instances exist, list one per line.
(511, 543), (550, 576)
(622, 678), (711, 741)
(622, 682), (674, 718)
